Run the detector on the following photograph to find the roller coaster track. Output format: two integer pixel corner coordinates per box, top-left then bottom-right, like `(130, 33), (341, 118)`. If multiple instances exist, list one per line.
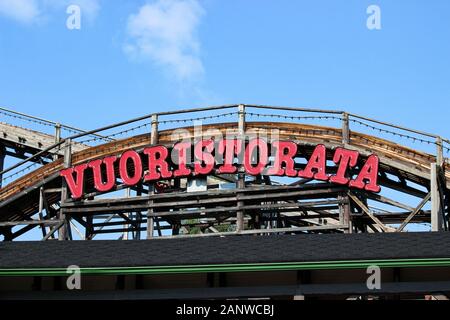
(0, 104), (449, 241)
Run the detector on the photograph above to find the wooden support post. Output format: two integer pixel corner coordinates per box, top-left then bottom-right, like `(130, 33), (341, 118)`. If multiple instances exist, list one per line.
(435, 137), (446, 229)
(54, 123), (61, 161)
(431, 163), (443, 231)
(151, 114), (158, 144)
(124, 188), (130, 240)
(86, 215), (93, 240)
(38, 187), (47, 237)
(147, 206), (155, 238)
(339, 193), (351, 233)
(236, 104), (245, 232)
(436, 137), (444, 168)
(436, 138), (447, 230)
(147, 114), (158, 239)
(342, 112), (350, 145)
(135, 184), (142, 240)
(338, 194), (344, 224)
(236, 171), (245, 232)
(59, 139), (72, 240)
(156, 218), (162, 237)
(0, 144), (5, 188)
(344, 197), (353, 233)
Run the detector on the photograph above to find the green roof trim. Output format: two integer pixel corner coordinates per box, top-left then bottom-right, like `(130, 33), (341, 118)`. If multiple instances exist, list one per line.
(1, 257), (450, 277)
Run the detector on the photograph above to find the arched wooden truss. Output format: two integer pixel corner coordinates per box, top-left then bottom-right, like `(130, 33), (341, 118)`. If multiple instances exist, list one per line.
(0, 105), (449, 241)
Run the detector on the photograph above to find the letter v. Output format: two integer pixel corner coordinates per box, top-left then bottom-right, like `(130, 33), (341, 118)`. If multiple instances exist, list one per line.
(60, 164), (88, 199)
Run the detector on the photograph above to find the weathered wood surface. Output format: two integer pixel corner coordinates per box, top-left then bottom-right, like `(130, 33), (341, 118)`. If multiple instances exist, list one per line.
(0, 121), (448, 222)
(0, 122), (87, 155)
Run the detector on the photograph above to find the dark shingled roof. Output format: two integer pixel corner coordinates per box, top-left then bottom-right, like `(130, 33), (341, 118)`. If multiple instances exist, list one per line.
(1, 232), (450, 269)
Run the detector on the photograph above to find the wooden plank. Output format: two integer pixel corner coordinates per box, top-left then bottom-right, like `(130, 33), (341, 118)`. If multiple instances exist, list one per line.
(0, 122), (86, 154)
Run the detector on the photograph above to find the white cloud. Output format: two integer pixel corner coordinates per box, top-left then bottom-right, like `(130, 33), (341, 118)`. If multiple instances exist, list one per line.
(0, 0), (40, 23)
(0, 0), (100, 24)
(125, 0), (205, 81)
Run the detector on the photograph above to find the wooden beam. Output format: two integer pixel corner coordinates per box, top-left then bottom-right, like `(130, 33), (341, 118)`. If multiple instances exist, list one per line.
(0, 122), (86, 156)
(0, 144), (5, 188)
(431, 163), (443, 231)
(156, 224), (348, 239)
(0, 219), (61, 227)
(61, 186), (344, 213)
(42, 221), (65, 241)
(147, 113), (158, 239)
(58, 139), (71, 240)
(236, 104), (245, 232)
(397, 192), (431, 232)
(38, 187), (46, 236)
(436, 137), (444, 167)
(348, 192), (389, 232)
(378, 176), (428, 199)
(342, 112), (350, 144)
(365, 192), (415, 212)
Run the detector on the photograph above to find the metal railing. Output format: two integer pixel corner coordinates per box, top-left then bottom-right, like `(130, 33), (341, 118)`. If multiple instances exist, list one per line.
(0, 106), (113, 142)
(1, 104), (448, 187)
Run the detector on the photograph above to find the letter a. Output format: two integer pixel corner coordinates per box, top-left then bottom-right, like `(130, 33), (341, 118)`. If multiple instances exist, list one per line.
(349, 154), (381, 192)
(330, 148), (359, 185)
(298, 144), (328, 181)
(366, 5), (381, 30)
(66, 4), (81, 30)
(66, 265), (81, 290)
(366, 265), (381, 290)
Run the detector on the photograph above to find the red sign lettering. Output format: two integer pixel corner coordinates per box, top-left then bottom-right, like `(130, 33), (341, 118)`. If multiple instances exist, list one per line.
(60, 139), (381, 199)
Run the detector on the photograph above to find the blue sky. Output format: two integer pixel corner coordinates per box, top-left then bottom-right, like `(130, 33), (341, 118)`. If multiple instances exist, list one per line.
(0, 0), (449, 137)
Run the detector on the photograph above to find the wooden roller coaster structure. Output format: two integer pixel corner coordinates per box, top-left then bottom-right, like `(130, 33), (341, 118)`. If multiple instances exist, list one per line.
(0, 104), (449, 241)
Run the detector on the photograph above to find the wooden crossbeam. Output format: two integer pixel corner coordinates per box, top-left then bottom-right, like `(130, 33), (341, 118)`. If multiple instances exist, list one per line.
(397, 192), (431, 232)
(365, 192), (415, 212)
(155, 224), (348, 239)
(0, 219), (61, 227)
(348, 191), (389, 232)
